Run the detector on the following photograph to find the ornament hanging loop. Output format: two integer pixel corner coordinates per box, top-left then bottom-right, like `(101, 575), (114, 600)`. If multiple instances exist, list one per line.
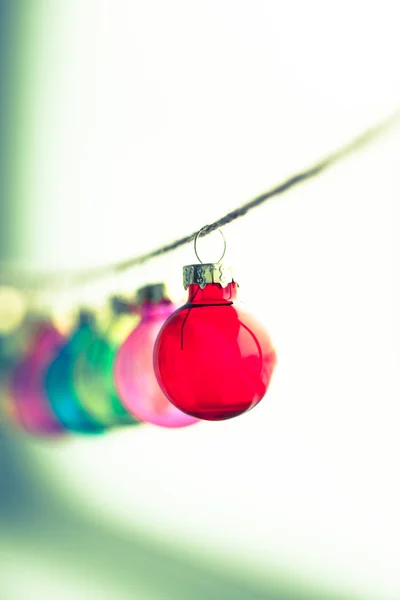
(194, 226), (226, 264)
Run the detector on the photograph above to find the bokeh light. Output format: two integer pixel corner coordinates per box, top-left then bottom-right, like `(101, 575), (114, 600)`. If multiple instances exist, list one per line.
(0, 286), (26, 335)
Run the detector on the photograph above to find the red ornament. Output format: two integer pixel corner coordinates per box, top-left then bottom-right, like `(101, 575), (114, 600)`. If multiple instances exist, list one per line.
(154, 230), (276, 421)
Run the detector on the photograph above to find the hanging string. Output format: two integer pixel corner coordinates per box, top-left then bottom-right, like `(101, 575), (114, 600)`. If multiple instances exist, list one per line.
(2, 108), (400, 291)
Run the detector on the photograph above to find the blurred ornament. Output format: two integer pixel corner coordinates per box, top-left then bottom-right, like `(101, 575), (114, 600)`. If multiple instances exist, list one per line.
(114, 284), (198, 428)
(8, 320), (66, 435)
(1, 389), (20, 430)
(44, 310), (104, 433)
(73, 297), (140, 427)
(0, 295), (33, 396)
(0, 336), (21, 429)
(0, 328), (24, 381)
(154, 228), (276, 420)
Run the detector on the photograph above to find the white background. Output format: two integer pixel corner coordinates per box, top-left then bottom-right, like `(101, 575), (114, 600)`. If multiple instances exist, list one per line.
(5, 1), (400, 598)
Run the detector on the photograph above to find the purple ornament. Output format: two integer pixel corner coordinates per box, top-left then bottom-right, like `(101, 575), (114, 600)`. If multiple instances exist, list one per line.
(9, 321), (66, 436)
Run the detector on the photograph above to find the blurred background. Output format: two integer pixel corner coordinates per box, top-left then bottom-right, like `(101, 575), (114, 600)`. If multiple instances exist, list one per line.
(1, 1), (400, 598)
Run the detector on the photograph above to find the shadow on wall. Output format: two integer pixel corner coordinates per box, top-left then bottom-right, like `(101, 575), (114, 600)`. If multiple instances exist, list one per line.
(0, 430), (349, 600)
(0, 431), (281, 600)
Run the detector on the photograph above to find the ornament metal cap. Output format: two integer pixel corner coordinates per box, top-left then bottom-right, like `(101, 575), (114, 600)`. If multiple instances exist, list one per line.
(183, 263), (234, 290)
(110, 295), (132, 315)
(136, 283), (168, 304)
(78, 308), (96, 326)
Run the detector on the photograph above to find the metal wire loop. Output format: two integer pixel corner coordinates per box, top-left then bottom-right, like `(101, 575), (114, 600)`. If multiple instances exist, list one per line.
(194, 226), (226, 264)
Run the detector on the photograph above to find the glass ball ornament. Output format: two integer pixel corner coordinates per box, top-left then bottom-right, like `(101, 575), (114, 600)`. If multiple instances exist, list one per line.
(73, 302), (140, 427)
(8, 320), (66, 435)
(114, 284), (198, 428)
(154, 258), (277, 421)
(44, 311), (104, 434)
(0, 324), (28, 427)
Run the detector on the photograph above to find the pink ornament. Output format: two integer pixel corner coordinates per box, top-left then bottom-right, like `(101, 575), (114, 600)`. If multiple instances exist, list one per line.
(9, 321), (66, 435)
(114, 285), (198, 428)
(154, 281), (276, 420)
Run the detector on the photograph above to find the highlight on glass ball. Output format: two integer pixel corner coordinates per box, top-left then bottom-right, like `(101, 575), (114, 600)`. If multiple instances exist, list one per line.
(153, 227), (277, 421)
(114, 283), (199, 428)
